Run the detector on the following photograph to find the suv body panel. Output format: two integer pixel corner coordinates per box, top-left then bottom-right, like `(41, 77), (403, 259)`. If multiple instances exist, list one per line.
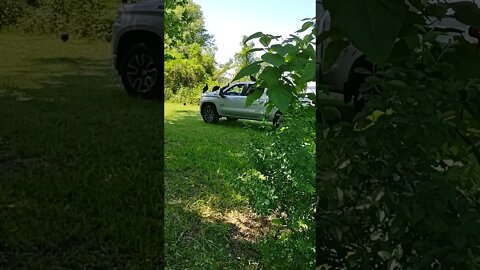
(112, 0), (164, 71)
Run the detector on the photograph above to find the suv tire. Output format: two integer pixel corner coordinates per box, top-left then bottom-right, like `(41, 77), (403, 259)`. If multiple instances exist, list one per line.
(201, 104), (220, 123)
(120, 43), (163, 99)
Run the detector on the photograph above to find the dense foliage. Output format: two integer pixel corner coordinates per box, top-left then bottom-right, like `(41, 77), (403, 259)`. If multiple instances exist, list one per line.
(316, 0), (480, 268)
(0, 0), (117, 41)
(236, 105), (316, 268)
(232, 18), (316, 267)
(164, 0), (217, 104)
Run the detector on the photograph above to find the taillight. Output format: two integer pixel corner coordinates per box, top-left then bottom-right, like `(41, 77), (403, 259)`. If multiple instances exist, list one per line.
(468, 27), (480, 39)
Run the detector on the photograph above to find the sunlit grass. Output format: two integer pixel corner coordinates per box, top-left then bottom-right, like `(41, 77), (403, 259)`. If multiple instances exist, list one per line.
(164, 102), (272, 269)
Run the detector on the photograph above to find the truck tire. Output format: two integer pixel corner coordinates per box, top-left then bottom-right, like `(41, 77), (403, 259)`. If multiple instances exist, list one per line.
(201, 104), (220, 124)
(119, 43), (163, 99)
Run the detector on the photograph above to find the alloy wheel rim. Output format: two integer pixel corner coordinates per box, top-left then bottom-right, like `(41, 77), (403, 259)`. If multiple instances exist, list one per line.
(126, 53), (157, 93)
(204, 108), (214, 122)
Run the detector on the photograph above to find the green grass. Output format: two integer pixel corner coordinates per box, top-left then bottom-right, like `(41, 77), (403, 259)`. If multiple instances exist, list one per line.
(0, 32), (164, 268)
(0, 32), (277, 269)
(164, 103), (274, 269)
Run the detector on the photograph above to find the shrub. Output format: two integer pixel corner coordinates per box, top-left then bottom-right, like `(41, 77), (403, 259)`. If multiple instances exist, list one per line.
(0, 0), (29, 30)
(317, 0), (480, 268)
(15, 0), (115, 41)
(234, 104), (316, 268)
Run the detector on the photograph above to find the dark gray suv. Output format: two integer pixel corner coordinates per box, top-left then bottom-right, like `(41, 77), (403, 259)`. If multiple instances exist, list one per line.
(112, 0), (164, 99)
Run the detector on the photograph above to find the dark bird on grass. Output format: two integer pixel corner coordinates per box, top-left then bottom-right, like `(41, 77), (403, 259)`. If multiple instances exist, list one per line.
(249, 75), (256, 82)
(202, 83), (209, 93)
(60, 32), (69, 42)
(183, 103), (186, 106)
(212, 85), (220, 92)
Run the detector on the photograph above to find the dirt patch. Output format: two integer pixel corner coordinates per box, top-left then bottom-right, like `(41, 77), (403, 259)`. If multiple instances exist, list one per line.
(225, 209), (270, 243)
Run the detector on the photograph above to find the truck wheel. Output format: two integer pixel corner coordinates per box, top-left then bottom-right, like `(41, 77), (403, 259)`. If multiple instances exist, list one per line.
(120, 43), (163, 99)
(201, 104), (219, 124)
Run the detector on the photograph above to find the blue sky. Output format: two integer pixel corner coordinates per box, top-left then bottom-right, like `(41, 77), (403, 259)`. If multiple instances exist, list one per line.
(193, 0), (315, 65)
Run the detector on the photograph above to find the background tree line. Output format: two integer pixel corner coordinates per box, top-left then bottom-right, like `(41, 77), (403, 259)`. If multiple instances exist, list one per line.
(0, 0), (257, 104)
(0, 0), (117, 41)
(164, 0), (258, 104)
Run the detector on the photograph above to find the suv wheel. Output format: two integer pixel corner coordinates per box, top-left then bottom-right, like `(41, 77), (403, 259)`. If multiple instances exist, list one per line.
(120, 43), (162, 99)
(201, 104), (219, 123)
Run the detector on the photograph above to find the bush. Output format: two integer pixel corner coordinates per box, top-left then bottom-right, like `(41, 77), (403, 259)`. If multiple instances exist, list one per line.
(168, 85), (202, 105)
(14, 0), (115, 41)
(318, 1), (480, 268)
(234, 104), (316, 268)
(0, 0), (29, 30)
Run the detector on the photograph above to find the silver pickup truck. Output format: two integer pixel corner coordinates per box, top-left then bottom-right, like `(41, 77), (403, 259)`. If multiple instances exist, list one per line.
(199, 82), (315, 126)
(112, 0), (164, 99)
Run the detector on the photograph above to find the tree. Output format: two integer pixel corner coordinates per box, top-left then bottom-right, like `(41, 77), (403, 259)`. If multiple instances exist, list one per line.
(232, 35), (257, 76)
(164, 0), (216, 101)
(164, 0), (214, 52)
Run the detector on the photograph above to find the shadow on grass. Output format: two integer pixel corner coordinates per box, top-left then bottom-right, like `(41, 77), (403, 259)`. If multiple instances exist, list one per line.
(165, 111), (274, 134)
(165, 202), (262, 269)
(0, 54), (164, 268)
(164, 104), (272, 268)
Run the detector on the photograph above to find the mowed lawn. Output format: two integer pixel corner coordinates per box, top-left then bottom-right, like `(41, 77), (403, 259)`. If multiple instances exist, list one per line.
(164, 103), (274, 269)
(0, 33), (164, 268)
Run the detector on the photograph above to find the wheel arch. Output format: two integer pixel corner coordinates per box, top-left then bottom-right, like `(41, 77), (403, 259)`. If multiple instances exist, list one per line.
(116, 30), (163, 72)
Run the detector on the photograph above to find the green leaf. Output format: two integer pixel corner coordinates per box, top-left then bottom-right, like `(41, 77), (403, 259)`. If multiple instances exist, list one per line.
(232, 61), (261, 81)
(378, 250), (393, 260)
(259, 36), (272, 47)
(259, 66), (283, 86)
(266, 86), (294, 112)
(303, 34), (314, 44)
(386, 80), (408, 90)
(296, 21), (314, 33)
(337, 187), (344, 202)
(449, 1), (480, 27)
(442, 45), (480, 79)
(425, 3), (448, 19)
(261, 53), (284, 67)
(271, 44), (288, 56)
(321, 106), (342, 121)
(403, 34), (420, 50)
(283, 44), (297, 55)
(324, 0), (409, 64)
(322, 39), (349, 69)
(317, 29), (342, 44)
(244, 31), (264, 44)
(246, 48), (265, 54)
(303, 60), (315, 82)
(246, 88), (264, 107)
